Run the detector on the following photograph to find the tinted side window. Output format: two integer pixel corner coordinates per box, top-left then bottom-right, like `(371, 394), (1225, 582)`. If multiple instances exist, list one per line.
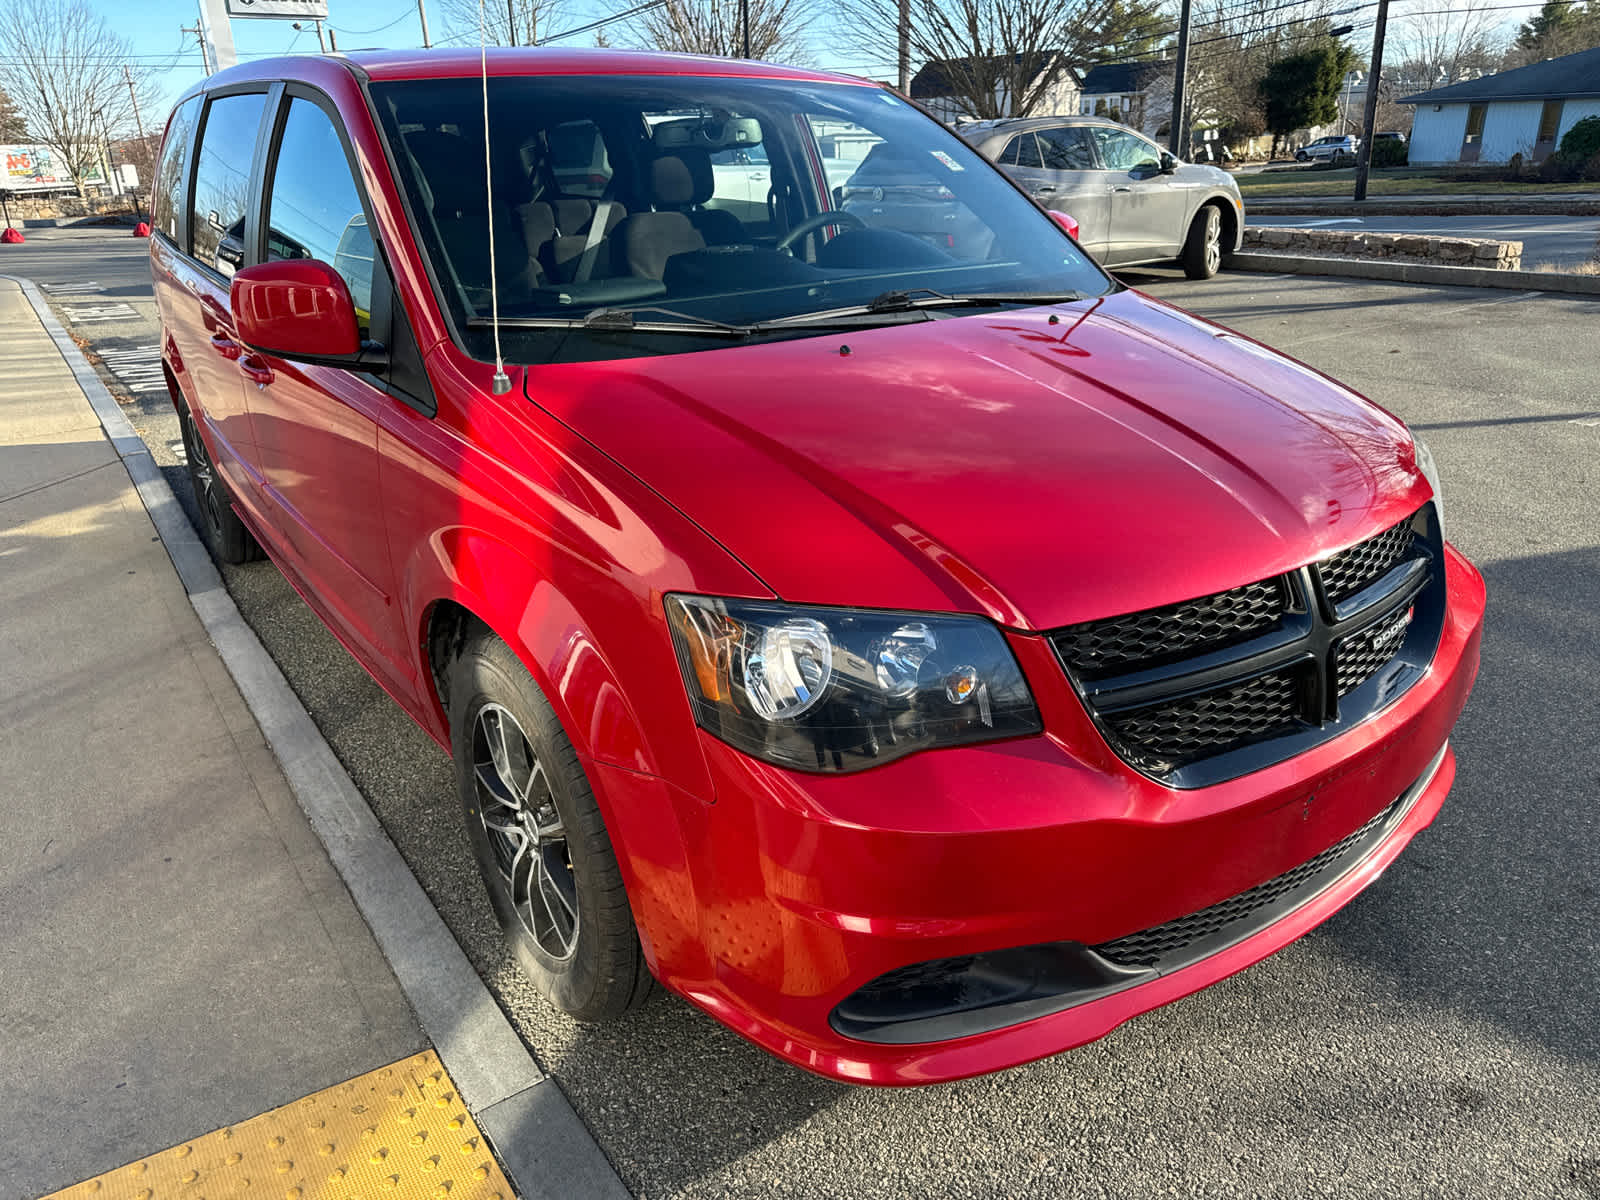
(264, 98), (373, 337)
(152, 96), (201, 242)
(998, 133), (1042, 168)
(191, 93), (267, 275)
(1037, 126), (1096, 170)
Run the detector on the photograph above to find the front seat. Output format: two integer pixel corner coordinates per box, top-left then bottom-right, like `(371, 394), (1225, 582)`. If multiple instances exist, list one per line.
(622, 155), (710, 281)
(403, 130), (538, 304)
(655, 148), (746, 247)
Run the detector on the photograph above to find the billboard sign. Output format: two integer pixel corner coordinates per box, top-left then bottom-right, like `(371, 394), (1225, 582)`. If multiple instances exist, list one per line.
(2, 146), (107, 192)
(225, 0), (329, 18)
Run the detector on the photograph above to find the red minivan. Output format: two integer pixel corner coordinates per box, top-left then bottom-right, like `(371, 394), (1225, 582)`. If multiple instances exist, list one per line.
(150, 49), (1484, 1086)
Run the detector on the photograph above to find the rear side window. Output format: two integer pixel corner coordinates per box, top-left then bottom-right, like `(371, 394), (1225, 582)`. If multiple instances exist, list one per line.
(264, 98), (373, 337)
(1037, 127), (1096, 170)
(190, 92), (267, 276)
(152, 96), (201, 242)
(998, 133), (1041, 168)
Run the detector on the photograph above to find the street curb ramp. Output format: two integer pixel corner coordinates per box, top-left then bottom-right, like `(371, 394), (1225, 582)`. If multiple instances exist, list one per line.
(2, 273), (634, 1200)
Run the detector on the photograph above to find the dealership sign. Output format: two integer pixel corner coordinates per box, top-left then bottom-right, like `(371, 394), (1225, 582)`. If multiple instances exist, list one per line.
(225, 0), (329, 19)
(2, 146), (106, 192)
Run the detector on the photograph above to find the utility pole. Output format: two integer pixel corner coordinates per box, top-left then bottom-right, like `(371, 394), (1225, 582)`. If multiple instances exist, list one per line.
(417, 0), (432, 47)
(741, 0), (750, 57)
(1168, 0), (1192, 158)
(328, 26), (338, 50)
(1353, 0), (1389, 201)
(897, 0), (909, 92)
(184, 22), (212, 73)
(506, 0), (518, 44)
(124, 66), (150, 213)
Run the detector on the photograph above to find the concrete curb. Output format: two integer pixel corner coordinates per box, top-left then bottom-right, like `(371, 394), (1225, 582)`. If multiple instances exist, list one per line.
(1227, 252), (1600, 296)
(3, 273), (631, 1200)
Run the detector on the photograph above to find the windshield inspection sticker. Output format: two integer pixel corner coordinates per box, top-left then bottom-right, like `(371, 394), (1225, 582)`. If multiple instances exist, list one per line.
(930, 150), (965, 171)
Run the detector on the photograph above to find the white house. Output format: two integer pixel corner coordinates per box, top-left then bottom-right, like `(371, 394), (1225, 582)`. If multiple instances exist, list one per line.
(1402, 46), (1600, 165)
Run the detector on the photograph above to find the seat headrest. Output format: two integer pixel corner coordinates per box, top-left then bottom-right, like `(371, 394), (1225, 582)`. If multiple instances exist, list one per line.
(651, 149), (714, 209)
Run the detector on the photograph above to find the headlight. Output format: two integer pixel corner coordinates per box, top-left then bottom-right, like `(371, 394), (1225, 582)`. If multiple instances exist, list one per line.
(1413, 433), (1444, 528)
(666, 596), (1042, 772)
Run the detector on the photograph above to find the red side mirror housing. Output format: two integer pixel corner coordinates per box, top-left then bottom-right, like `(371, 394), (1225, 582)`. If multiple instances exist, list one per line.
(1049, 210), (1081, 241)
(230, 259), (361, 362)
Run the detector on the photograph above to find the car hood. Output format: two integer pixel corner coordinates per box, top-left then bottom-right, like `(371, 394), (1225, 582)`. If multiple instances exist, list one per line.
(526, 288), (1428, 631)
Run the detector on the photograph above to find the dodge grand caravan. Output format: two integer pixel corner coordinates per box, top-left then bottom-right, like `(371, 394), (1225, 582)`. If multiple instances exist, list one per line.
(150, 49), (1484, 1086)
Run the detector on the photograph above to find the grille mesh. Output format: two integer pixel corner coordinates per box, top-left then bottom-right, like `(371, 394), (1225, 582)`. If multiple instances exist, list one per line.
(1093, 799), (1401, 967)
(1053, 579), (1284, 675)
(1336, 605), (1414, 696)
(1320, 519), (1415, 604)
(1105, 671), (1302, 769)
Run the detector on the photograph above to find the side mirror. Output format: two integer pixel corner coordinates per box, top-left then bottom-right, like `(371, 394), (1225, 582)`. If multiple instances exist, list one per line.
(1048, 210), (1081, 241)
(1159, 152), (1179, 174)
(230, 259), (376, 366)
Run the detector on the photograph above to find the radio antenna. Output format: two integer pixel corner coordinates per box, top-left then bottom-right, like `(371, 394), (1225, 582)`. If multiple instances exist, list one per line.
(480, 0), (511, 394)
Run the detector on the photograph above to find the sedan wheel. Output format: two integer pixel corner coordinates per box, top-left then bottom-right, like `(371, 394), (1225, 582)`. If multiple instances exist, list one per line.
(179, 401), (261, 564)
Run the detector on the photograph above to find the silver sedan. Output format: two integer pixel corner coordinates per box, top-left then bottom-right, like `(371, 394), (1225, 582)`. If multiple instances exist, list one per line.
(960, 116), (1245, 279)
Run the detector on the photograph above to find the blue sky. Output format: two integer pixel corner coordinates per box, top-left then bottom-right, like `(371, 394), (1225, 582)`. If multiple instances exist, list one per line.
(108, 0), (888, 120)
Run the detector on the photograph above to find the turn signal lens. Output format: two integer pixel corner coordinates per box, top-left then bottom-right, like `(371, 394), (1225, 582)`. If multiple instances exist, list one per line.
(665, 596), (1042, 773)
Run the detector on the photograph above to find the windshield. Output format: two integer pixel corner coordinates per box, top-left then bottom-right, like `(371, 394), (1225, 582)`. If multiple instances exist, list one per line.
(369, 74), (1112, 363)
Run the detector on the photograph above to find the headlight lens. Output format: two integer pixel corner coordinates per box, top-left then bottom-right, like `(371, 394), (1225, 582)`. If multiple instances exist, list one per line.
(1413, 433), (1444, 527)
(666, 596), (1042, 772)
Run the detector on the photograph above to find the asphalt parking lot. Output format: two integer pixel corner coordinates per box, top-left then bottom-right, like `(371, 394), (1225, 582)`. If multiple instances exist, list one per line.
(6, 231), (1599, 1198)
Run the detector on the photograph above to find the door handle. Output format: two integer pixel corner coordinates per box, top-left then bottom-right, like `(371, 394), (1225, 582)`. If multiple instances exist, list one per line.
(750, 172), (767, 181)
(1033, 185), (1057, 194)
(239, 355), (274, 387)
(210, 333), (242, 360)
(1114, 186), (1133, 192)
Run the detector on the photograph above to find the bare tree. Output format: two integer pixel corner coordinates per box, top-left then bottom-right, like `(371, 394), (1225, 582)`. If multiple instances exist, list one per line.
(437, 0), (567, 47)
(631, 0), (813, 60)
(842, 0), (1165, 121)
(1390, 0), (1506, 87)
(0, 0), (157, 196)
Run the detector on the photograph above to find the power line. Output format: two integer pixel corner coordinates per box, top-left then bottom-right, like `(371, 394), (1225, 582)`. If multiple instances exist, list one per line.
(534, 0), (671, 45)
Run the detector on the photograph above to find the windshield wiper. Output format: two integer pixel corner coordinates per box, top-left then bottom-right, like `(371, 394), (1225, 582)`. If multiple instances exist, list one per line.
(865, 288), (1092, 312)
(468, 306), (752, 337)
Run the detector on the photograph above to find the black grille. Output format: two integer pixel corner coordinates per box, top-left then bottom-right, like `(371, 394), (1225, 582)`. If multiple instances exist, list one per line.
(1105, 671), (1302, 770)
(1094, 798), (1401, 968)
(1319, 518), (1415, 604)
(1052, 508), (1441, 787)
(1054, 579), (1285, 675)
(1335, 605), (1414, 697)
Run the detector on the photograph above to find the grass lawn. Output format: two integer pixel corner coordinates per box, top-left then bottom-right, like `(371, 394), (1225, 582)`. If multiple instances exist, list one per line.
(1234, 167), (1598, 196)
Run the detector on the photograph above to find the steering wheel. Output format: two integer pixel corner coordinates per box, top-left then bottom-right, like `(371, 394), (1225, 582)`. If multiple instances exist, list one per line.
(776, 210), (867, 253)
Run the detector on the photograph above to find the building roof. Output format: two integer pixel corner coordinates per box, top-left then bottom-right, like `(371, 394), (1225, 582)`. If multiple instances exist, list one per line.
(1079, 60), (1174, 96)
(1401, 45), (1600, 105)
(908, 52), (1078, 100)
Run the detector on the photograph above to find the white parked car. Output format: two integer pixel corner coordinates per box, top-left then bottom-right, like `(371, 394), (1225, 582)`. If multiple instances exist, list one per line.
(1295, 135), (1357, 164)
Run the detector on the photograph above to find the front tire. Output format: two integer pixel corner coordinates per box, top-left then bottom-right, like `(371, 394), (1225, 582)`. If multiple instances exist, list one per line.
(451, 632), (654, 1022)
(178, 399), (262, 564)
(1181, 203), (1225, 280)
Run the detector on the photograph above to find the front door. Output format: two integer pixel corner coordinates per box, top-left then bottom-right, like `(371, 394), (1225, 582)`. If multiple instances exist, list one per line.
(1032, 125), (1111, 261)
(177, 89), (272, 503)
(245, 91), (408, 691)
(1091, 127), (1187, 265)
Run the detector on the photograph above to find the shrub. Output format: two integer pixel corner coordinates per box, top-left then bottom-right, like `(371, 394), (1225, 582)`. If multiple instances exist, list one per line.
(1584, 151), (1600, 183)
(1557, 115), (1600, 163)
(1370, 138), (1409, 168)
(1539, 152), (1580, 182)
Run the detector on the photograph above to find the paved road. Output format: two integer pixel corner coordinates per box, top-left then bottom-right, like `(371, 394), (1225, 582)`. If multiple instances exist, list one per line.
(1246, 213), (1600, 269)
(6, 233), (1600, 1198)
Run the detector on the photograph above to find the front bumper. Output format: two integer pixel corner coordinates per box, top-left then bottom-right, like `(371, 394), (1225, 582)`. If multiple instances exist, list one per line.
(593, 543), (1485, 1085)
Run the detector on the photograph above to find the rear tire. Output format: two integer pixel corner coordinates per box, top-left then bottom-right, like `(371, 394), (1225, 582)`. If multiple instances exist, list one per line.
(451, 632), (654, 1022)
(1181, 203), (1225, 280)
(178, 399), (262, 565)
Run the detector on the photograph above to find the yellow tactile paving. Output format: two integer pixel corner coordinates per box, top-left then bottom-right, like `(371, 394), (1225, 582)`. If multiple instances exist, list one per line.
(42, 1051), (513, 1200)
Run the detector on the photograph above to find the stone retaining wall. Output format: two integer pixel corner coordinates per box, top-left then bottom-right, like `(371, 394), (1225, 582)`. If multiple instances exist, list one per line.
(1, 193), (142, 225)
(1243, 226), (1523, 268)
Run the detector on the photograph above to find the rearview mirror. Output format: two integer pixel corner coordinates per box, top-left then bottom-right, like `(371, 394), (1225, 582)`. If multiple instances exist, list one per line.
(230, 259), (377, 367)
(1048, 210), (1081, 241)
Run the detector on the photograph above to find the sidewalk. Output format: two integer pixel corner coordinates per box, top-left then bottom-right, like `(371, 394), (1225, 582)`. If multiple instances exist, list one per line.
(0, 277), (502, 1199)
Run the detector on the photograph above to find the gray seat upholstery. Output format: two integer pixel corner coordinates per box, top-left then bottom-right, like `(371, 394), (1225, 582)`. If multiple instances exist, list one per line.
(622, 155), (714, 281)
(549, 201), (628, 282)
(651, 148), (746, 246)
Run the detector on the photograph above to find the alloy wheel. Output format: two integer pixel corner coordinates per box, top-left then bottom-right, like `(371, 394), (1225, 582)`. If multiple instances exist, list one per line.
(471, 702), (580, 960)
(1204, 206), (1222, 276)
(183, 409), (229, 540)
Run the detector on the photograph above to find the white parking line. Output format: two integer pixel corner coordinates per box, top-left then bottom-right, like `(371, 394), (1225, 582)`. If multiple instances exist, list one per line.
(42, 281), (103, 294)
(63, 302), (138, 323)
(97, 344), (167, 394)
